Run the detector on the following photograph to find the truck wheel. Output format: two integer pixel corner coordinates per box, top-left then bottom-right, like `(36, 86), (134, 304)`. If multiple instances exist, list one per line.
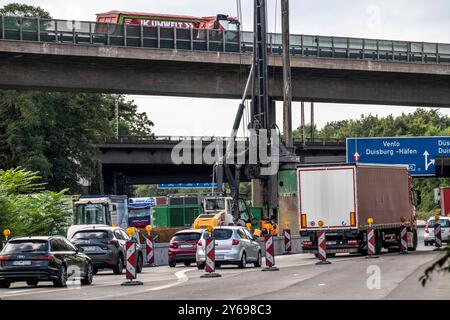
(0, 281), (11, 288)
(184, 262), (191, 267)
(26, 280), (38, 286)
(375, 230), (383, 255)
(388, 247), (400, 253)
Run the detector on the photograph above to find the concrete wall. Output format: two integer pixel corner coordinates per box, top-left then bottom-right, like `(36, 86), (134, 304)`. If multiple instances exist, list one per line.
(147, 236), (303, 267)
(1, 41), (450, 107)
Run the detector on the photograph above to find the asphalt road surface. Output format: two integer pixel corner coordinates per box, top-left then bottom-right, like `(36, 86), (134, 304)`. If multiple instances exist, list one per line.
(1, 229), (449, 300)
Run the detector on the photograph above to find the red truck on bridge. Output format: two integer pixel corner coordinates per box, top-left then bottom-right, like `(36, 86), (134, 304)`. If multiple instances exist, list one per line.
(96, 11), (240, 31)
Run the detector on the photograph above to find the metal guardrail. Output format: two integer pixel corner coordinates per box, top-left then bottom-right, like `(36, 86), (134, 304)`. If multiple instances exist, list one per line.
(1, 15), (450, 64)
(102, 135), (346, 146)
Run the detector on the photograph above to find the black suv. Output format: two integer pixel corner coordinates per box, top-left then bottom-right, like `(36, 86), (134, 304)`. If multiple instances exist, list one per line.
(0, 236), (93, 288)
(69, 226), (144, 274)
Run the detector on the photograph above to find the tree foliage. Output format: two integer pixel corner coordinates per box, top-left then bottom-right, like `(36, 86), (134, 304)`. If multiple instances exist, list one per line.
(0, 168), (71, 238)
(0, 2), (51, 18)
(0, 91), (153, 194)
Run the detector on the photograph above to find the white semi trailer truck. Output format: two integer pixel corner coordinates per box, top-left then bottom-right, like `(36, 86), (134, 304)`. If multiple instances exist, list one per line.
(298, 164), (418, 256)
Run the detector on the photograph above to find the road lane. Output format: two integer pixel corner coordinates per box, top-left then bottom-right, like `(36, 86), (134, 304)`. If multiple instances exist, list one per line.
(1, 230), (448, 300)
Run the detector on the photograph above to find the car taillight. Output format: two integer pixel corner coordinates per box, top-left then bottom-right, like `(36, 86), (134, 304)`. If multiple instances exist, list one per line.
(347, 240), (358, 245)
(0, 255), (10, 261)
(303, 241), (312, 246)
(169, 242), (178, 248)
(34, 255), (54, 262)
(232, 240), (240, 246)
(197, 240), (202, 246)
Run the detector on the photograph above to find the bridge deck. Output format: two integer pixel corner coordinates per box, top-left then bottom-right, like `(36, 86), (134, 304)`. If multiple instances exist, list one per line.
(1, 15), (449, 65)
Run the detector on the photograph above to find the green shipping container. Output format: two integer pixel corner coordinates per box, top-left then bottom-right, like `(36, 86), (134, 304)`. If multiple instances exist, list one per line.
(151, 205), (203, 228)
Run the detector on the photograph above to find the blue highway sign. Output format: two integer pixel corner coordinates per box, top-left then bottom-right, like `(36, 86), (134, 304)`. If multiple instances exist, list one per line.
(346, 136), (450, 176)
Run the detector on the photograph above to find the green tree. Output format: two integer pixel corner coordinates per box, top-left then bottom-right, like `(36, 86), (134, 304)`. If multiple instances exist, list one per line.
(0, 2), (51, 18)
(0, 168), (71, 237)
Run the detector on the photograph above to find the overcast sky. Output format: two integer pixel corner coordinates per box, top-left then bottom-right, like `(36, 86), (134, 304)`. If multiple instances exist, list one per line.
(8, 0), (450, 136)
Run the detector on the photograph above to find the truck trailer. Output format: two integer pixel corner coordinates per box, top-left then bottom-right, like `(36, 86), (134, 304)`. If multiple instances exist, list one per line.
(298, 164), (418, 255)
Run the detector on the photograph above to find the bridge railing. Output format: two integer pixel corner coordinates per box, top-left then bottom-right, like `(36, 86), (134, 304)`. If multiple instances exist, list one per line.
(102, 135), (346, 146)
(1, 15), (448, 64)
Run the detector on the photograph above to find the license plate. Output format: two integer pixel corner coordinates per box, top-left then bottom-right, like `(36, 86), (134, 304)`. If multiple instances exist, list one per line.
(83, 246), (97, 252)
(13, 260), (31, 266)
(180, 244), (193, 249)
(326, 241), (336, 245)
(215, 254), (224, 260)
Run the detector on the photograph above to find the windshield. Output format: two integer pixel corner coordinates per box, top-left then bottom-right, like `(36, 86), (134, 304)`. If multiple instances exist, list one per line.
(198, 214), (216, 219)
(172, 233), (201, 242)
(74, 203), (109, 225)
(72, 231), (110, 240)
(427, 219), (450, 228)
(205, 199), (225, 211)
(227, 21), (239, 31)
(129, 208), (150, 218)
(211, 229), (233, 240)
(2, 240), (49, 254)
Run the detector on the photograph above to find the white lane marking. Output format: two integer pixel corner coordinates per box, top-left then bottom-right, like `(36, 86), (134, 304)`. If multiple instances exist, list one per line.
(90, 268), (196, 300)
(143, 268), (193, 291)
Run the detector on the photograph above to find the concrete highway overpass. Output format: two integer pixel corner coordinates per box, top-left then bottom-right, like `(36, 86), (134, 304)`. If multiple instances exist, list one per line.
(0, 16), (449, 106)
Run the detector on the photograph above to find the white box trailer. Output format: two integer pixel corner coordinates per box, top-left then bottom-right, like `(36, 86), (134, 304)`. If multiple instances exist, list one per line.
(298, 164), (418, 255)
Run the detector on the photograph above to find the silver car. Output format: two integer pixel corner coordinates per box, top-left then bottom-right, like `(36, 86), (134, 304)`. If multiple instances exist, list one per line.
(196, 226), (262, 269)
(424, 216), (450, 246)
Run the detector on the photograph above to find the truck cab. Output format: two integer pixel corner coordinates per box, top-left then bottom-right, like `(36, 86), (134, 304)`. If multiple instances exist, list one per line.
(202, 196), (256, 226)
(68, 195), (128, 240)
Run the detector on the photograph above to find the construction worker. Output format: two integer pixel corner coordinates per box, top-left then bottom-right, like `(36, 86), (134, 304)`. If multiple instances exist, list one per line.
(270, 219), (279, 236)
(253, 228), (262, 238)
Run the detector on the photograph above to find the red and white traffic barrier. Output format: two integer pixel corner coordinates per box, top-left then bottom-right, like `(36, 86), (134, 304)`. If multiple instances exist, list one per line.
(399, 225), (408, 254)
(126, 241), (137, 280)
(316, 231), (331, 265)
(434, 223), (442, 249)
(200, 237), (221, 278)
(366, 227), (378, 259)
(146, 235), (155, 266)
(121, 240), (143, 285)
(262, 235), (279, 271)
(284, 228), (292, 254)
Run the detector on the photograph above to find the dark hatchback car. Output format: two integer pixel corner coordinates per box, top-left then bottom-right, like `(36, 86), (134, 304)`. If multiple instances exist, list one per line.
(0, 236), (93, 288)
(168, 229), (203, 267)
(69, 227), (143, 274)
